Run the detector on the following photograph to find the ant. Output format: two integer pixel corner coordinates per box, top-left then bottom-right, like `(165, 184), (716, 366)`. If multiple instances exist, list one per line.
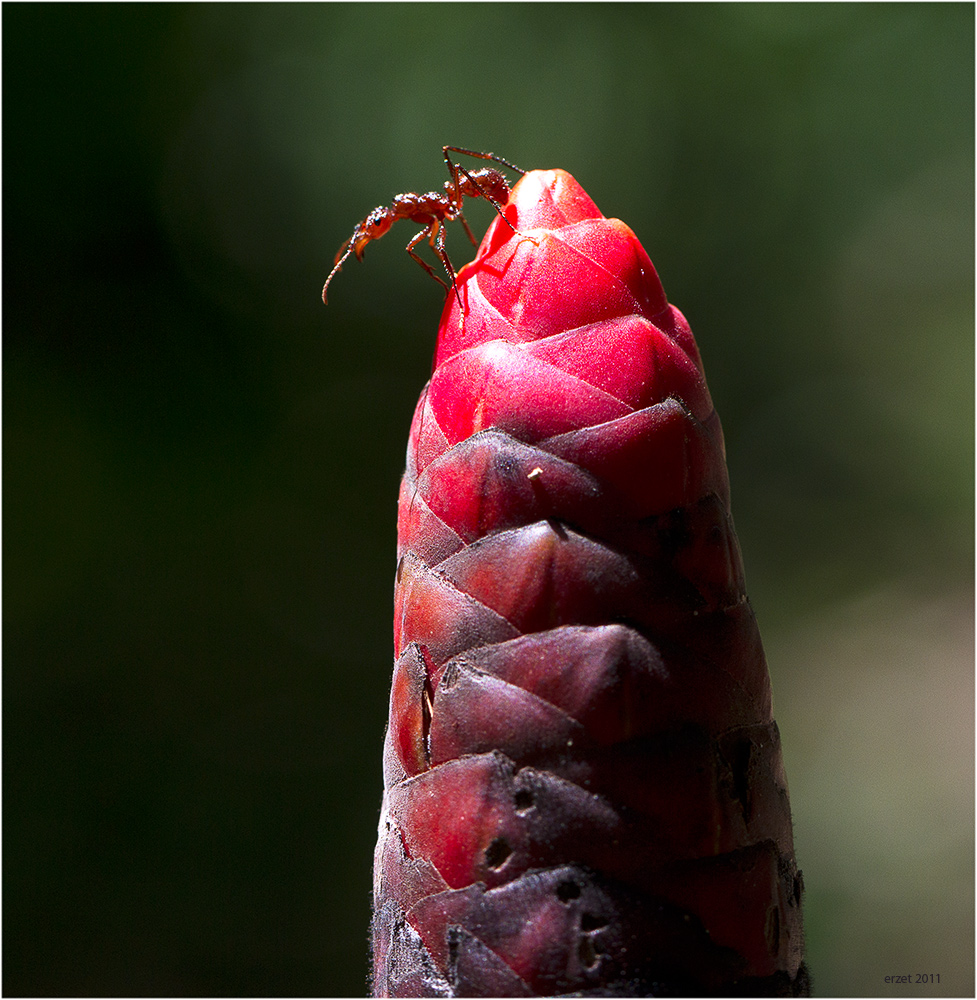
(322, 146), (526, 307)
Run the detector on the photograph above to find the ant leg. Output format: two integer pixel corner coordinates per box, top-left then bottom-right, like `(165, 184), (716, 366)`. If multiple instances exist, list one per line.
(426, 218), (464, 311)
(406, 224), (450, 291)
(457, 211), (477, 246)
(429, 221), (468, 310)
(443, 145), (526, 177)
(443, 147), (464, 211)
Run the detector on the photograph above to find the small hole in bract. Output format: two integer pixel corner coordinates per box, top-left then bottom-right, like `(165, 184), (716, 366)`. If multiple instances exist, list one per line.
(556, 879), (581, 903)
(578, 936), (599, 970)
(580, 912), (607, 932)
(484, 837), (512, 870)
(396, 556), (404, 583)
(514, 789), (534, 812)
(447, 925), (461, 965)
(727, 736), (753, 822)
(765, 904), (781, 954)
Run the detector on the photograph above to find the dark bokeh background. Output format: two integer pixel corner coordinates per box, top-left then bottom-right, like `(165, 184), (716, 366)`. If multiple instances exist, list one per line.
(4, 5), (973, 997)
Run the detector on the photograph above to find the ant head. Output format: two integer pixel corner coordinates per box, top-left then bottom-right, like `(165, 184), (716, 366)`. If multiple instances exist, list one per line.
(351, 207), (394, 260)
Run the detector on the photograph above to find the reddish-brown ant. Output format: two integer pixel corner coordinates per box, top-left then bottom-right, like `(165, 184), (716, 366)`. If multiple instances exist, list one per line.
(322, 146), (525, 306)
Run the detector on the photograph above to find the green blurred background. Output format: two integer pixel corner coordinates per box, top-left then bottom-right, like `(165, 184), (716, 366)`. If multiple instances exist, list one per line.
(4, 4), (973, 996)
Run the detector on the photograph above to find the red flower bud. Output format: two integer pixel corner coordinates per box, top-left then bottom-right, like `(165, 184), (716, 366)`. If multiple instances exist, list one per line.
(375, 167), (807, 997)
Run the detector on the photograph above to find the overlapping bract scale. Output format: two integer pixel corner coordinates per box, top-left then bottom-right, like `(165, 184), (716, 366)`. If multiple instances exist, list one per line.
(374, 169), (805, 997)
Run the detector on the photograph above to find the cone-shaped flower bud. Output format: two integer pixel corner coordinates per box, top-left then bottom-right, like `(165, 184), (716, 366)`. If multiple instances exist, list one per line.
(375, 168), (807, 997)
